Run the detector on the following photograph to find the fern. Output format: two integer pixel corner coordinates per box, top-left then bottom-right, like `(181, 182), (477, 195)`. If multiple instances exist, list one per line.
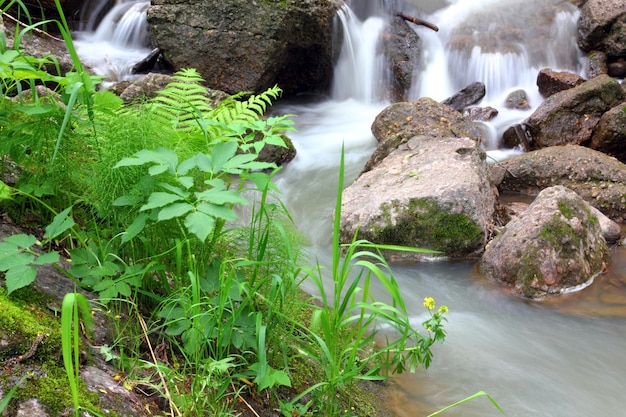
(148, 68), (214, 132)
(144, 68), (287, 152)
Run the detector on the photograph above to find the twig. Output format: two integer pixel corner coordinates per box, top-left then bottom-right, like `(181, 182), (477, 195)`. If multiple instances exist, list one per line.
(396, 12), (439, 32)
(2, 11), (64, 42)
(232, 381), (261, 417)
(135, 309), (182, 417)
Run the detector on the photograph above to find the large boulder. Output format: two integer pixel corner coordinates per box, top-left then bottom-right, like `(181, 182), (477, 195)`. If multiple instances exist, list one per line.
(494, 145), (626, 222)
(340, 136), (496, 260)
(365, 97), (482, 172)
(589, 103), (626, 164)
(577, 0), (626, 54)
(481, 186), (609, 299)
(524, 74), (624, 148)
(146, 0), (336, 95)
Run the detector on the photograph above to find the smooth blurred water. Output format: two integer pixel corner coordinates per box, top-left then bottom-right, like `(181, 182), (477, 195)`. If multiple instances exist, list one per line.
(272, 1), (626, 416)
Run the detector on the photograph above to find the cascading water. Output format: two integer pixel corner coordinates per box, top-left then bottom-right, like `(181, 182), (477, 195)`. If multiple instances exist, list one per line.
(71, 0), (626, 415)
(273, 1), (626, 416)
(74, 0), (152, 82)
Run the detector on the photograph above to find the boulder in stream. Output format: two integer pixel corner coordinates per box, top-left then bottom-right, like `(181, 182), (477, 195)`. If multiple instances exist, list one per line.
(524, 74), (624, 148)
(494, 145), (626, 222)
(341, 136), (496, 261)
(146, 0), (336, 95)
(365, 97), (482, 172)
(481, 185), (609, 299)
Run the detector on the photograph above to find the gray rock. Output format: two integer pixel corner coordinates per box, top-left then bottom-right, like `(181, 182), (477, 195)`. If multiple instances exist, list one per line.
(341, 136), (496, 260)
(146, 0), (336, 95)
(16, 398), (50, 417)
(524, 74), (624, 148)
(81, 366), (151, 417)
(481, 186), (609, 299)
(495, 145), (626, 222)
(577, 0), (626, 53)
(504, 89), (531, 110)
(366, 97), (482, 172)
(589, 102), (626, 163)
(441, 82), (486, 112)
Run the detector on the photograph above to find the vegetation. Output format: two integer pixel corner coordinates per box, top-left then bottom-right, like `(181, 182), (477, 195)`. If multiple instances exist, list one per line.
(0, 1), (453, 416)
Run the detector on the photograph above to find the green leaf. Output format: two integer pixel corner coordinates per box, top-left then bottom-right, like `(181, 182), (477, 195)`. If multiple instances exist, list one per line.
(196, 202), (239, 221)
(113, 195), (143, 207)
(44, 206), (75, 240)
(5, 264), (37, 294)
(184, 211), (215, 242)
(140, 192), (184, 211)
(157, 202), (194, 221)
(210, 141), (238, 172)
(0, 252), (34, 271)
(34, 251), (60, 265)
(3, 234), (37, 248)
(122, 213), (148, 243)
(0, 180), (13, 201)
(195, 189), (249, 205)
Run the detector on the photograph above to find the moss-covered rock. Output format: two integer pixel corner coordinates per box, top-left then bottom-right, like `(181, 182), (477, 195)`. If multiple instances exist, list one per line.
(480, 186), (609, 299)
(341, 135), (496, 261)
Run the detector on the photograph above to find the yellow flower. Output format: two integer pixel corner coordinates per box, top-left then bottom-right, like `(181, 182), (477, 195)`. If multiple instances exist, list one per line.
(438, 305), (449, 314)
(423, 297), (435, 310)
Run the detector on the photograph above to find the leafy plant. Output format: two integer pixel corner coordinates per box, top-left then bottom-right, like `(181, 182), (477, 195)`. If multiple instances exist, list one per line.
(282, 148), (447, 416)
(61, 292), (94, 417)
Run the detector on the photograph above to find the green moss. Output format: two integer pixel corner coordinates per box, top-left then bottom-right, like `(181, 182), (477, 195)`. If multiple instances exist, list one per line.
(557, 199), (576, 219)
(374, 198), (483, 256)
(0, 287), (104, 415)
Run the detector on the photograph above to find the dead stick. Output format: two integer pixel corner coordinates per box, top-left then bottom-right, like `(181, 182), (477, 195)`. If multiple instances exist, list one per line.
(396, 12), (439, 32)
(2, 11), (64, 42)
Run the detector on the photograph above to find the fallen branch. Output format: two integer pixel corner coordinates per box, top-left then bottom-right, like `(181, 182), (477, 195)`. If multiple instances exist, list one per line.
(2, 11), (64, 42)
(396, 12), (439, 32)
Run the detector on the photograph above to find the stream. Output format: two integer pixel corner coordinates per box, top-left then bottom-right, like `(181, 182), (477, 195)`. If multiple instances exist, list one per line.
(74, 0), (626, 415)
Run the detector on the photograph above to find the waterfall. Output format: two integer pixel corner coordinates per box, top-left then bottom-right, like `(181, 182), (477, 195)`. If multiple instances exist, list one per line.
(74, 0), (152, 82)
(331, 3), (387, 103)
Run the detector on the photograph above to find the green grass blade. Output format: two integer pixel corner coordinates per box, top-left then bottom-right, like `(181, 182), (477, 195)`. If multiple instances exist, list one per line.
(427, 391), (507, 416)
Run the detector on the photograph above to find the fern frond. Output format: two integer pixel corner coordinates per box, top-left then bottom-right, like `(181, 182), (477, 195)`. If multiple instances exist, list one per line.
(212, 85), (283, 125)
(148, 69), (213, 132)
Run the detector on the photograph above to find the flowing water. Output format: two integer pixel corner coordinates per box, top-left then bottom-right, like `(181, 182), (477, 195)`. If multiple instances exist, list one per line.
(75, 0), (626, 415)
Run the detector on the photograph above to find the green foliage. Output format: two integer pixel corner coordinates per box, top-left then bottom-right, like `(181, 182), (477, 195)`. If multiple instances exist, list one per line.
(61, 292), (95, 417)
(427, 391), (506, 416)
(281, 149), (447, 416)
(0, 195), (75, 293)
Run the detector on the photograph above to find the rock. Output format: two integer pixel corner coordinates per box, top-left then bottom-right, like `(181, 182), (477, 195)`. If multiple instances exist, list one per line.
(146, 0), (336, 95)
(463, 106), (498, 122)
(441, 82), (486, 112)
(577, 0), (626, 53)
(495, 145), (626, 222)
(340, 136), (496, 260)
(81, 366), (151, 417)
(524, 74), (624, 148)
(536, 68), (585, 98)
(607, 58), (626, 78)
(365, 97), (482, 172)
(113, 72), (173, 103)
(585, 50), (608, 78)
(480, 186), (609, 299)
(504, 89), (531, 110)
(16, 398), (50, 417)
(589, 206), (622, 243)
(604, 15), (626, 57)
(502, 124), (532, 151)
(589, 103), (626, 163)
(381, 17), (423, 102)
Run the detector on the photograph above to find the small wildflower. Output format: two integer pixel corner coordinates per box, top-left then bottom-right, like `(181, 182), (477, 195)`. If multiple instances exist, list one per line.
(423, 297), (435, 310)
(438, 305), (449, 314)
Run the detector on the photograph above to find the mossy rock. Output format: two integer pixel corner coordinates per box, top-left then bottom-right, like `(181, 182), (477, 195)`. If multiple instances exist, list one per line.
(0, 286), (101, 416)
(373, 198), (484, 258)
